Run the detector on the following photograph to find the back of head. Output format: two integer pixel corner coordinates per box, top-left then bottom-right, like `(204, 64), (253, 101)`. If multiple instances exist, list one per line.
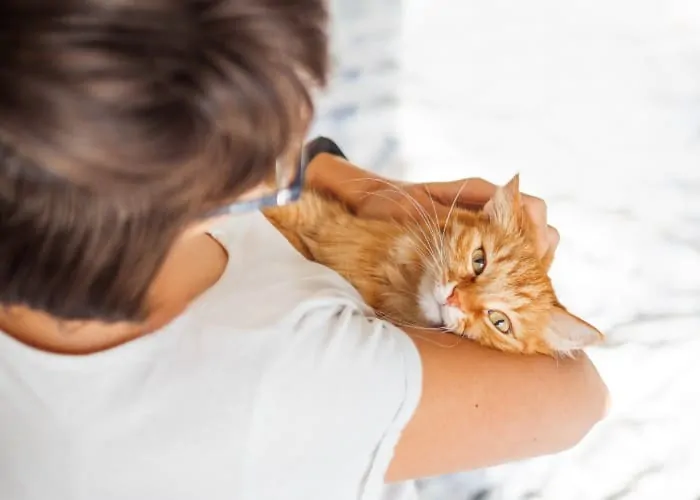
(0, 0), (328, 322)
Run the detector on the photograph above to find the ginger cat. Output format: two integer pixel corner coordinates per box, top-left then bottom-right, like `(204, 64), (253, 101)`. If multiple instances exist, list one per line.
(263, 175), (603, 356)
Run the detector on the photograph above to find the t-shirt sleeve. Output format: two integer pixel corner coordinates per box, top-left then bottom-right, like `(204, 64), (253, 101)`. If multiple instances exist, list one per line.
(247, 298), (422, 500)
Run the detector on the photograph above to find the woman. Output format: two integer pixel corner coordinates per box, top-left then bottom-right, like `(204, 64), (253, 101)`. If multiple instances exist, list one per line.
(0, 1), (608, 499)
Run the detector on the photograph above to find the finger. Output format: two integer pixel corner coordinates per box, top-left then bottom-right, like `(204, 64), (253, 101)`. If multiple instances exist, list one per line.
(425, 178), (499, 208)
(522, 196), (547, 231)
(432, 204), (454, 223)
(547, 225), (560, 252)
(414, 193), (453, 224)
(522, 196), (550, 256)
(425, 181), (556, 257)
(541, 225), (560, 270)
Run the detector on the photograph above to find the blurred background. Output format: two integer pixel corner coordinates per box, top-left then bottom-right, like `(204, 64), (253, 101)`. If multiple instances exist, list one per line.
(310, 0), (700, 499)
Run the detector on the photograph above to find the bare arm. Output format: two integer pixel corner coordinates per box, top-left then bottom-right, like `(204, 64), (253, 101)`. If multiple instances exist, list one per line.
(386, 329), (609, 482)
(304, 143), (608, 478)
(304, 151), (560, 259)
(304, 152), (389, 209)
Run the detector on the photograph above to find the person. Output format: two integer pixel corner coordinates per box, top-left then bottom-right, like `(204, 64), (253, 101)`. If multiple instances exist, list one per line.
(0, 1), (609, 499)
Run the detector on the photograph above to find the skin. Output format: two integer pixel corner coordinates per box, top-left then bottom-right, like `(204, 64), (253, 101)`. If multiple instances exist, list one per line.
(388, 330), (608, 481)
(0, 153), (609, 482)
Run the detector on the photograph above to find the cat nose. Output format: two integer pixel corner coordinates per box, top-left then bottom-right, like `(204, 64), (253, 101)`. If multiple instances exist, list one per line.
(446, 288), (460, 308)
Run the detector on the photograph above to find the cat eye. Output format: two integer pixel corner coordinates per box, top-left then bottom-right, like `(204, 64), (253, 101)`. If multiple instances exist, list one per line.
(471, 247), (486, 275)
(487, 310), (512, 334)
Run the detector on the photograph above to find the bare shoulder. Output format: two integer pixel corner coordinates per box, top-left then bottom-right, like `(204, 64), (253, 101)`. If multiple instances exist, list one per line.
(386, 329), (610, 482)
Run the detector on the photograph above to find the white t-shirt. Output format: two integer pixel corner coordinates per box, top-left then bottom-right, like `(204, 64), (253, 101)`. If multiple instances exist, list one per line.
(0, 211), (423, 500)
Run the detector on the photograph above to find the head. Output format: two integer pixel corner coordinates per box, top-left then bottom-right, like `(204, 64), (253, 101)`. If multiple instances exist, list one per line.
(416, 175), (603, 356)
(0, 0), (328, 322)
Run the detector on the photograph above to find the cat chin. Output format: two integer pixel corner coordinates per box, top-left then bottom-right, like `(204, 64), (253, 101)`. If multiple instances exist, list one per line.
(417, 273), (443, 325)
(440, 306), (466, 331)
(416, 272), (467, 332)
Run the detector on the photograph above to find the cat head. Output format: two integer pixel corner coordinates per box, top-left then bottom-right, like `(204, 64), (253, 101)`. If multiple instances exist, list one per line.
(416, 175), (603, 357)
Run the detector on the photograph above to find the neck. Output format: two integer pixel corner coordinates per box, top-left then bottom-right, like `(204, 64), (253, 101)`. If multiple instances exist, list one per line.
(0, 233), (228, 355)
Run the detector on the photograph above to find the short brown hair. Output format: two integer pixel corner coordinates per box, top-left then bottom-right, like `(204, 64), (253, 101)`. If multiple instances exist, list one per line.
(0, 0), (328, 322)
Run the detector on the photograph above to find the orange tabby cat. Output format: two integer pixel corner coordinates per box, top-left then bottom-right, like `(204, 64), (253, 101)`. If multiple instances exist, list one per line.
(263, 175), (603, 356)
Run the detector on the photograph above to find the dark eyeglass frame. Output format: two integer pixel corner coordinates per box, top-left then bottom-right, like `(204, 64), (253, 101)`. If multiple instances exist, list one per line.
(204, 137), (346, 218)
(206, 145), (309, 217)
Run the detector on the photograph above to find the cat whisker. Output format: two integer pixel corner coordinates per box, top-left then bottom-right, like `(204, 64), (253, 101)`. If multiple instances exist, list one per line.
(398, 233), (444, 270)
(374, 312), (447, 332)
(351, 178), (447, 265)
(423, 186), (447, 263)
(402, 225), (444, 268)
(366, 187), (443, 249)
(377, 286), (435, 305)
(409, 333), (464, 349)
(355, 189), (443, 268)
(441, 178), (472, 252)
(396, 186), (446, 265)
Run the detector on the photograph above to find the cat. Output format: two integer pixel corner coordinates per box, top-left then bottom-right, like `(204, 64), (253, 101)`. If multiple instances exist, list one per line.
(263, 175), (603, 357)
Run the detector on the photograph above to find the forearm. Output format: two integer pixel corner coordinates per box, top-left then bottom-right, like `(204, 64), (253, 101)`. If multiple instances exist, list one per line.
(304, 152), (390, 212)
(387, 329), (610, 481)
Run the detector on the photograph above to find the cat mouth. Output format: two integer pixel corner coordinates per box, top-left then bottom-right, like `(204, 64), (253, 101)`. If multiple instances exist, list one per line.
(421, 301), (462, 333)
(417, 276), (461, 331)
(438, 308), (459, 332)
(428, 299), (457, 331)
(419, 298), (453, 331)
(437, 299), (465, 332)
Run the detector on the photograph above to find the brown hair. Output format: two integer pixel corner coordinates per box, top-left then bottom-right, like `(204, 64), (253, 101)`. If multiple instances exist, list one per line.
(0, 0), (329, 322)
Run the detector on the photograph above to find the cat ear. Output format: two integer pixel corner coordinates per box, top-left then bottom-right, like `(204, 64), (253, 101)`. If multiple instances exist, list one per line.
(545, 307), (604, 354)
(483, 174), (522, 229)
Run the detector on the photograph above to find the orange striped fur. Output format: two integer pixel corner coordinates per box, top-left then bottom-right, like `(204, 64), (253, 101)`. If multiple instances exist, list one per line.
(263, 176), (603, 356)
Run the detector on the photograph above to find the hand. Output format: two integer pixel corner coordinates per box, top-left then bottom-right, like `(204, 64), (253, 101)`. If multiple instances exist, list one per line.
(302, 152), (558, 263)
(354, 177), (559, 263)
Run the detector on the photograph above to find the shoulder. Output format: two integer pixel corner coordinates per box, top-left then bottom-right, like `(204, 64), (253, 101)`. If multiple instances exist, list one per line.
(238, 301), (422, 498)
(202, 210), (373, 327)
(195, 211), (423, 494)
